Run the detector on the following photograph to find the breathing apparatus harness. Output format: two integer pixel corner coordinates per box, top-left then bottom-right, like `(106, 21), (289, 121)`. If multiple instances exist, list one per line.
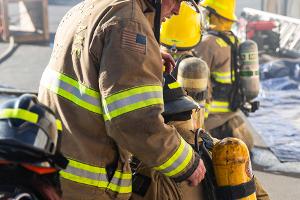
(194, 129), (257, 200)
(150, 0), (161, 43)
(194, 128), (218, 200)
(207, 30), (259, 115)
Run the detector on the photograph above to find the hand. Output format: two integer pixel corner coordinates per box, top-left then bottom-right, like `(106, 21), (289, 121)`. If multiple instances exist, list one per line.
(161, 51), (175, 74)
(187, 158), (206, 186)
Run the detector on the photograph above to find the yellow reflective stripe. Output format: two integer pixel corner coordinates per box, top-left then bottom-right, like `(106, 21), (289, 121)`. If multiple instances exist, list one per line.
(103, 86), (163, 121)
(216, 38), (228, 47)
(168, 81), (181, 89)
(67, 159), (106, 174)
(40, 68), (102, 114)
(0, 108), (38, 123)
(45, 85), (102, 114)
(56, 120), (62, 131)
(210, 101), (231, 113)
(60, 171), (108, 188)
(107, 172), (132, 193)
(154, 138), (193, 177)
(105, 86), (162, 104)
(62, 158), (132, 194)
(212, 70), (235, 84)
(107, 183), (132, 194)
(154, 138), (185, 171)
(104, 98), (163, 121)
(205, 112), (209, 118)
(113, 171), (132, 179)
(57, 72), (99, 98)
(205, 103), (210, 118)
(164, 145), (193, 177)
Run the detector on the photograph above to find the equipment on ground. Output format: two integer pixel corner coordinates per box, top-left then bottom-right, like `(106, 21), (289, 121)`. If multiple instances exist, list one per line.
(212, 137), (256, 200)
(0, 0), (49, 43)
(241, 8), (300, 58)
(245, 20), (280, 53)
(0, 94), (68, 200)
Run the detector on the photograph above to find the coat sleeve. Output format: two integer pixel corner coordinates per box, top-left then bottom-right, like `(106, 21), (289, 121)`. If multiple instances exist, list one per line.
(90, 18), (199, 181)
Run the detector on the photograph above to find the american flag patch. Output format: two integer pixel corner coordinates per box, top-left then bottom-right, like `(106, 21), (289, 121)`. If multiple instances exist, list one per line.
(121, 30), (147, 54)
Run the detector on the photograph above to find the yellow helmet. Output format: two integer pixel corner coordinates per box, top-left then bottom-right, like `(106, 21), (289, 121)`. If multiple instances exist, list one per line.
(160, 1), (202, 51)
(200, 0), (237, 21)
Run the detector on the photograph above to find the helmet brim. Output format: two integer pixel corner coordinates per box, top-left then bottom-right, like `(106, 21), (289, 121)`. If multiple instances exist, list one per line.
(163, 96), (199, 115)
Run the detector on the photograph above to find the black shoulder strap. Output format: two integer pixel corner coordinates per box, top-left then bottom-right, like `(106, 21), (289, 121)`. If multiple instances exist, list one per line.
(217, 177), (256, 200)
(207, 30), (238, 49)
(171, 54), (194, 78)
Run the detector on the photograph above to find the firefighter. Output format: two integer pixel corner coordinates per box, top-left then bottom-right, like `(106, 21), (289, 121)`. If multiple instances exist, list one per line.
(193, 0), (258, 150)
(131, 74), (206, 200)
(159, 2), (269, 199)
(132, 75), (270, 200)
(160, 0), (211, 124)
(0, 94), (68, 200)
(38, 0), (205, 199)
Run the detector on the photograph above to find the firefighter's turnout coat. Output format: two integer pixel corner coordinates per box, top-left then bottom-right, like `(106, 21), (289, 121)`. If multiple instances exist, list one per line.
(194, 32), (255, 150)
(38, 0), (198, 199)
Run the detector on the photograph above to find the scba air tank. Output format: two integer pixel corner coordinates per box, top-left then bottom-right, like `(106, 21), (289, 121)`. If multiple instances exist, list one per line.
(239, 40), (260, 101)
(212, 138), (257, 200)
(177, 57), (210, 128)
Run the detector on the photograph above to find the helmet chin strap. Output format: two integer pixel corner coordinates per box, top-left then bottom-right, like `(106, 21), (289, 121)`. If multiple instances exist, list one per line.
(153, 0), (161, 42)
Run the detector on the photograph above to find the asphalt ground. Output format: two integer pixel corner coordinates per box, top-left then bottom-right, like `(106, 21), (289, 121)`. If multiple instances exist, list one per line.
(0, 1), (299, 199)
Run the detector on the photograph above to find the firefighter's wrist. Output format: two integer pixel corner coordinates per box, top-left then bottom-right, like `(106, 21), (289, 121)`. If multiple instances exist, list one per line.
(172, 152), (200, 183)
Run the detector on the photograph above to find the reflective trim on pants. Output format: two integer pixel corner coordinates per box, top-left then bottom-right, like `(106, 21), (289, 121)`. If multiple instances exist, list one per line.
(60, 158), (132, 193)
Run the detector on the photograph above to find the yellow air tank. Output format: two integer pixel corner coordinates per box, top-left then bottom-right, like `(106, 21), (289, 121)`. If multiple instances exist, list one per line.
(212, 137), (256, 200)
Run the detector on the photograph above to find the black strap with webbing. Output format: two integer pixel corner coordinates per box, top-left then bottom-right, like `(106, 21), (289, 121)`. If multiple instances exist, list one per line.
(216, 177), (256, 200)
(194, 129), (218, 200)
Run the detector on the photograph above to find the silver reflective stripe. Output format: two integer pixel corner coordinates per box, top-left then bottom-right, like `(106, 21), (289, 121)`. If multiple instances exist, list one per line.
(106, 91), (162, 113)
(64, 165), (108, 182)
(110, 177), (132, 187)
(210, 101), (231, 113)
(60, 159), (132, 193)
(158, 141), (190, 175)
(40, 68), (102, 114)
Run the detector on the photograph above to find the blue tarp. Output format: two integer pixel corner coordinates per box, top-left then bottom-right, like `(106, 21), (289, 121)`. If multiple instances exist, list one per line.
(250, 58), (300, 162)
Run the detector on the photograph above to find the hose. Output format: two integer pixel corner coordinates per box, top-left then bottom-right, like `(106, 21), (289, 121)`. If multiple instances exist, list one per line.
(0, 87), (37, 96)
(0, 36), (19, 65)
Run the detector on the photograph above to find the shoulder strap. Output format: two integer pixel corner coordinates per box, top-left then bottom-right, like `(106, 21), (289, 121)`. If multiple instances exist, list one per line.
(171, 54), (194, 78)
(207, 30), (238, 48)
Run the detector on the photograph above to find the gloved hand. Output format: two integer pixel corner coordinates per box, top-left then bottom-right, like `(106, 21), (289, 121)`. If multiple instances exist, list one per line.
(187, 158), (206, 186)
(161, 50), (175, 74)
